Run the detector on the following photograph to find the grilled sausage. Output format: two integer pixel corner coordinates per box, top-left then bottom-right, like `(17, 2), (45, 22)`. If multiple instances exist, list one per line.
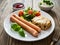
(13, 15), (41, 33)
(10, 15), (38, 37)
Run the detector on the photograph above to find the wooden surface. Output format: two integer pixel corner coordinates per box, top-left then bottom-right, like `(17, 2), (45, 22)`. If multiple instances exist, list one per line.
(0, 0), (60, 45)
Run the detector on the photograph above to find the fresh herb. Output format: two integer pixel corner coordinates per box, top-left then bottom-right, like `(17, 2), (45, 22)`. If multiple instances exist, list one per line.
(43, 0), (50, 3)
(40, 0), (53, 5)
(23, 14), (34, 21)
(24, 7), (32, 12)
(11, 23), (25, 37)
(11, 23), (21, 31)
(28, 7), (32, 10)
(50, 2), (53, 5)
(23, 7), (35, 21)
(18, 28), (25, 37)
(19, 7), (41, 21)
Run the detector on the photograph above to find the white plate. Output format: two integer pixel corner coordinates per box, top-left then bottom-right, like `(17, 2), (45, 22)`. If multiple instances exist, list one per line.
(4, 10), (55, 41)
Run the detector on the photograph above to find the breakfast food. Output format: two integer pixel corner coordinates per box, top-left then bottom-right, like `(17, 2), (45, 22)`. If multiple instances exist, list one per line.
(13, 15), (41, 32)
(32, 16), (51, 30)
(10, 15), (38, 37)
(10, 7), (52, 37)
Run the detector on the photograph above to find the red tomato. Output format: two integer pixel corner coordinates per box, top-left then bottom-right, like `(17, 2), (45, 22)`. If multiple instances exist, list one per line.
(35, 11), (41, 16)
(18, 10), (24, 16)
(28, 10), (33, 15)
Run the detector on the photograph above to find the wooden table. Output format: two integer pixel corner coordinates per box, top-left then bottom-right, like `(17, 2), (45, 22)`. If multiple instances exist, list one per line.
(0, 0), (60, 45)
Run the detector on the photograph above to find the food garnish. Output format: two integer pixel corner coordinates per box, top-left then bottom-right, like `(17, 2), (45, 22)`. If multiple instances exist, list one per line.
(11, 23), (25, 37)
(18, 7), (41, 21)
(11, 23), (21, 31)
(18, 28), (25, 37)
(43, 0), (53, 5)
(40, 0), (53, 6)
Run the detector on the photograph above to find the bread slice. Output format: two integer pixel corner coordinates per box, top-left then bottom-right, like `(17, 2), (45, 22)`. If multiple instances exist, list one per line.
(32, 16), (51, 30)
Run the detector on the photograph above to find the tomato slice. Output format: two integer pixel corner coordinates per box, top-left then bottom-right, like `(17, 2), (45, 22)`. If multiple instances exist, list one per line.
(18, 10), (24, 16)
(35, 11), (41, 16)
(28, 10), (33, 15)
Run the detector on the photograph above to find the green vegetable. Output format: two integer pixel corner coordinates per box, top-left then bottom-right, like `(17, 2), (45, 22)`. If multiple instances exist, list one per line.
(50, 2), (53, 5)
(27, 7), (32, 10)
(24, 10), (28, 13)
(14, 26), (21, 31)
(23, 7), (38, 21)
(23, 14), (34, 21)
(43, 0), (50, 3)
(11, 23), (25, 37)
(11, 23), (21, 31)
(24, 7), (32, 13)
(23, 7), (35, 21)
(43, 0), (53, 5)
(18, 28), (25, 37)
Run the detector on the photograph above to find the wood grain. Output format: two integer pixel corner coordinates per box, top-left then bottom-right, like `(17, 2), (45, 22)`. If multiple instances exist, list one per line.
(0, 0), (60, 45)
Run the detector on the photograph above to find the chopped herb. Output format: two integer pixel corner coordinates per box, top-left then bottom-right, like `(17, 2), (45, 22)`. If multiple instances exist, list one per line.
(42, 0), (53, 5)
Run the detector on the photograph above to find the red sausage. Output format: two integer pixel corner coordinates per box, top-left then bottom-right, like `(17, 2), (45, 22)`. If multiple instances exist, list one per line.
(10, 15), (38, 37)
(13, 15), (41, 33)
